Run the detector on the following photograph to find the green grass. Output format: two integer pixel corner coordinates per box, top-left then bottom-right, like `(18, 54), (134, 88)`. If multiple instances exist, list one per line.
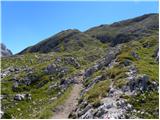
(2, 84), (73, 119)
(114, 79), (128, 89)
(118, 33), (159, 119)
(105, 65), (128, 80)
(1, 29), (158, 119)
(1, 44), (108, 119)
(116, 33), (158, 82)
(38, 85), (73, 119)
(128, 91), (159, 119)
(135, 46), (158, 81)
(84, 80), (111, 105)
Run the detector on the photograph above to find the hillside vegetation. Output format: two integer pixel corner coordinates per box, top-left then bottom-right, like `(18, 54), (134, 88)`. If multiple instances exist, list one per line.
(1, 13), (159, 119)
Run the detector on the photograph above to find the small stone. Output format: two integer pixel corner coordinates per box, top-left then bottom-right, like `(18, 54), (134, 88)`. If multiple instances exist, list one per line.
(130, 51), (140, 60)
(123, 59), (132, 66)
(50, 97), (57, 100)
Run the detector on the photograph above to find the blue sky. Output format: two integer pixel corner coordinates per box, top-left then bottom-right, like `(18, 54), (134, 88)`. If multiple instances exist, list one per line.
(1, 1), (159, 54)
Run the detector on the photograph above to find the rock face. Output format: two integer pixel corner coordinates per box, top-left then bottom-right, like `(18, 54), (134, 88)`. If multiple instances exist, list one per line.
(0, 43), (12, 57)
(84, 45), (121, 79)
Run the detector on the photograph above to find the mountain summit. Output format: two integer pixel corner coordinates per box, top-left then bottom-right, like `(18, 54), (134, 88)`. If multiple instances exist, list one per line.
(19, 29), (101, 54)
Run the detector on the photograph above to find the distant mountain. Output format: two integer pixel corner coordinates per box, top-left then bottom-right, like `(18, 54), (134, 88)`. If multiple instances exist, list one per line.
(19, 13), (158, 54)
(0, 43), (12, 57)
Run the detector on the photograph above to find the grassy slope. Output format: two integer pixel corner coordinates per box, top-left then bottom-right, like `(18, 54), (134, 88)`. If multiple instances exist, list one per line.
(1, 42), (107, 119)
(81, 30), (159, 118)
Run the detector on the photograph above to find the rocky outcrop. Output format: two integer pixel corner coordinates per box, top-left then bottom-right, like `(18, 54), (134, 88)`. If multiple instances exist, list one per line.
(1, 66), (32, 79)
(44, 63), (69, 76)
(129, 75), (149, 92)
(84, 45), (121, 78)
(64, 57), (80, 68)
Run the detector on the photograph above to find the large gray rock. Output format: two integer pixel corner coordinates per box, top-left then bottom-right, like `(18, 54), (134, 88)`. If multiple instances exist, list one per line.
(44, 63), (68, 76)
(44, 63), (57, 74)
(139, 75), (149, 91)
(14, 94), (25, 101)
(129, 75), (149, 92)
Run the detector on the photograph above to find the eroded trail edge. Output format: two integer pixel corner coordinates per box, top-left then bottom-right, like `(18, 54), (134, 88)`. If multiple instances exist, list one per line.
(51, 71), (84, 119)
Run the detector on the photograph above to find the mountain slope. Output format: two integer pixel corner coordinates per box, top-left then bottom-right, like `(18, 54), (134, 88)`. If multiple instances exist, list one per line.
(19, 13), (158, 55)
(85, 13), (158, 46)
(19, 29), (103, 54)
(1, 13), (159, 119)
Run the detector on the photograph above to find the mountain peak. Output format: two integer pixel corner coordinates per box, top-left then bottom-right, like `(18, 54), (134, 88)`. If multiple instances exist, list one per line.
(0, 43), (12, 57)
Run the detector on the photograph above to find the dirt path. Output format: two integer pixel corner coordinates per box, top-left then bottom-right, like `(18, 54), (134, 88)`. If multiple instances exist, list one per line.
(51, 71), (84, 119)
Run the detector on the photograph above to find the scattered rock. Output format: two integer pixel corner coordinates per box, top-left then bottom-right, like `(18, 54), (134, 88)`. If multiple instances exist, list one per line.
(0, 110), (4, 119)
(80, 109), (94, 119)
(44, 63), (69, 76)
(129, 74), (149, 92)
(14, 94), (31, 101)
(64, 57), (80, 68)
(125, 104), (132, 111)
(153, 48), (159, 62)
(44, 63), (57, 74)
(50, 97), (57, 101)
(14, 94), (25, 101)
(123, 59), (132, 66)
(78, 104), (92, 117)
(36, 80), (49, 88)
(12, 81), (19, 91)
(139, 75), (149, 91)
(130, 51), (140, 60)
(0, 95), (6, 100)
